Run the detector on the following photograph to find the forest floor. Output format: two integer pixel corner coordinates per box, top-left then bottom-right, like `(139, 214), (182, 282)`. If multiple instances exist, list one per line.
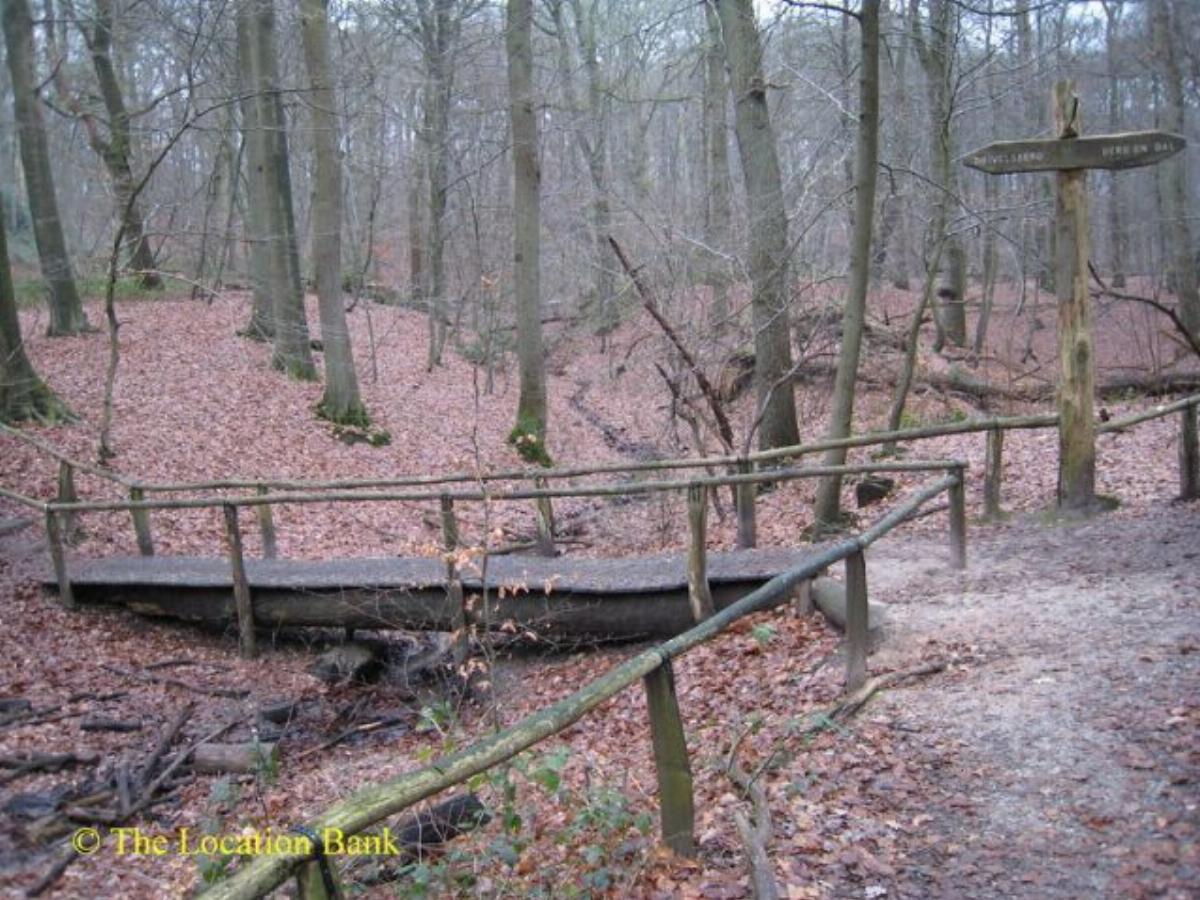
(0, 286), (1196, 898)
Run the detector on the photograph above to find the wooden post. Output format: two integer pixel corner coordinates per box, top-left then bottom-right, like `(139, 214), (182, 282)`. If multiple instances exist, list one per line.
(130, 486), (154, 556)
(45, 510), (74, 609)
(983, 427), (1004, 518)
(1051, 80), (1098, 515)
(735, 458), (757, 549)
(964, 92), (1186, 516)
(223, 504), (256, 659)
(1180, 403), (1199, 501)
(686, 483), (715, 621)
(441, 494), (468, 665)
(534, 477), (555, 556)
(949, 466), (967, 571)
(295, 852), (344, 900)
(844, 550), (868, 692)
(439, 493), (460, 549)
(256, 486), (278, 559)
(643, 660), (695, 856)
(56, 461), (78, 542)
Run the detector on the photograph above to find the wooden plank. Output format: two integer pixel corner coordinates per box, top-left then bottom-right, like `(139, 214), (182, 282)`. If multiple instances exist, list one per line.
(964, 130), (1184, 174)
(735, 458), (757, 549)
(44, 511), (74, 609)
(256, 486), (278, 559)
(223, 504), (256, 659)
(949, 467), (967, 571)
(1052, 81), (1099, 514)
(686, 483), (715, 622)
(844, 551), (868, 692)
(983, 427), (1003, 518)
(1181, 403), (1199, 501)
(130, 487), (155, 556)
(643, 660), (695, 856)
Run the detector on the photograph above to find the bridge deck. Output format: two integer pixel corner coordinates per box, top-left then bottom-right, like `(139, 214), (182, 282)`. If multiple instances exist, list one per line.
(50, 548), (825, 640)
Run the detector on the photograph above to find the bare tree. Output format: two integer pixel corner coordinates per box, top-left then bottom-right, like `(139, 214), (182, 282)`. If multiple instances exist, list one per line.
(813, 0), (881, 530)
(507, 0), (548, 463)
(2, 0), (87, 335)
(237, 0), (316, 379)
(0, 200), (69, 423)
(717, 0), (801, 451)
(300, 0), (367, 424)
(1150, 0), (1200, 339)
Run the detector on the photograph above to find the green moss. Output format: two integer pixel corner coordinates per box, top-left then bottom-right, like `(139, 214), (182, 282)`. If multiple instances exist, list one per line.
(507, 418), (553, 467)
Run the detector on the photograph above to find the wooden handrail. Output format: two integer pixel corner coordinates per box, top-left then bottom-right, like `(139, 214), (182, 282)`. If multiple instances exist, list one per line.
(201, 476), (958, 900)
(45, 460), (966, 516)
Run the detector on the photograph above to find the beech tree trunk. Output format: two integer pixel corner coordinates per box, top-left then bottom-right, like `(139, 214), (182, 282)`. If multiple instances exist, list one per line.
(300, 0), (366, 425)
(1150, 0), (1200, 340)
(717, 0), (800, 451)
(1, 0), (87, 335)
(0, 202), (70, 423)
(813, 0), (880, 530)
(703, 0), (733, 330)
(507, 0), (548, 459)
(237, 0), (315, 379)
(912, 0), (966, 348)
(86, 0), (159, 288)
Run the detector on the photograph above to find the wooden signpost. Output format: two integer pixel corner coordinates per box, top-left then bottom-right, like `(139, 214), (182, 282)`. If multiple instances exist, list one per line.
(965, 80), (1186, 514)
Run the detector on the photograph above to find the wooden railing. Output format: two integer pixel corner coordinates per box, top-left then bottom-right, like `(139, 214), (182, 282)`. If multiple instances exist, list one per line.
(200, 472), (961, 900)
(40, 458), (968, 658)
(7, 393), (1196, 561)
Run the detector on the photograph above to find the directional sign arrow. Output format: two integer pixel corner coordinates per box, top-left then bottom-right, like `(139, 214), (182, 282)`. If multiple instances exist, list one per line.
(963, 130), (1186, 175)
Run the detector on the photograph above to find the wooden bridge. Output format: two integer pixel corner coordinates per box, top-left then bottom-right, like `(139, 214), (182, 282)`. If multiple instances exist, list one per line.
(52, 547), (822, 641)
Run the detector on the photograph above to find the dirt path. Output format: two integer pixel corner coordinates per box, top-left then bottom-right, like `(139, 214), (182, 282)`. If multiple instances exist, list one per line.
(855, 504), (1200, 898)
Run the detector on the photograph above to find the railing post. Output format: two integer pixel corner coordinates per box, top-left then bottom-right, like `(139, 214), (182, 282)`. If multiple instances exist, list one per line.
(45, 509), (75, 609)
(56, 461), (79, 542)
(130, 486), (154, 556)
(295, 854), (344, 900)
(844, 549), (868, 692)
(686, 482), (714, 621)
(735, 458), (757, 549)
(533, 477), (555, 556)
(441, 494), (468, 665)
(983, 427), (1004, 518)
(256, 485), (278, 559)
(1180, 402), (1199, 501)
(949, 466), (967, 571)
(643, 659), (695, 856)
(223, 504), (256, 659)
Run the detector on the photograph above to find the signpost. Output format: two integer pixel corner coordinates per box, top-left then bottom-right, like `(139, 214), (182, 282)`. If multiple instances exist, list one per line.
(965, 80), (1186, 514)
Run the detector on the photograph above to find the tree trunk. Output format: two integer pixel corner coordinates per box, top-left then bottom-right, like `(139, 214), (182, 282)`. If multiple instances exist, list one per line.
(300, 0), (366, 425)
(1, 0), (87, 335)
(813, 0), (880, 531)
(913, 0), (965, 347)
(0, 201), (70, 423)
(239, 0), (315, 379)
(1101, 1), (1126, 288)
(86, 0), (159, 288)
(1150, 0), (1200, 340)
(717, 0), (800, 451)
(507, 0), (548, 462)
(703, 0), (733, 330)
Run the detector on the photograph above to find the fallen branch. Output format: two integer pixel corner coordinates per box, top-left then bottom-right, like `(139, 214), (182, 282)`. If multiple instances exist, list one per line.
(609, 236), (735, 453)
(100, 663), (249, 699)
(0, 751), (100, 785)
